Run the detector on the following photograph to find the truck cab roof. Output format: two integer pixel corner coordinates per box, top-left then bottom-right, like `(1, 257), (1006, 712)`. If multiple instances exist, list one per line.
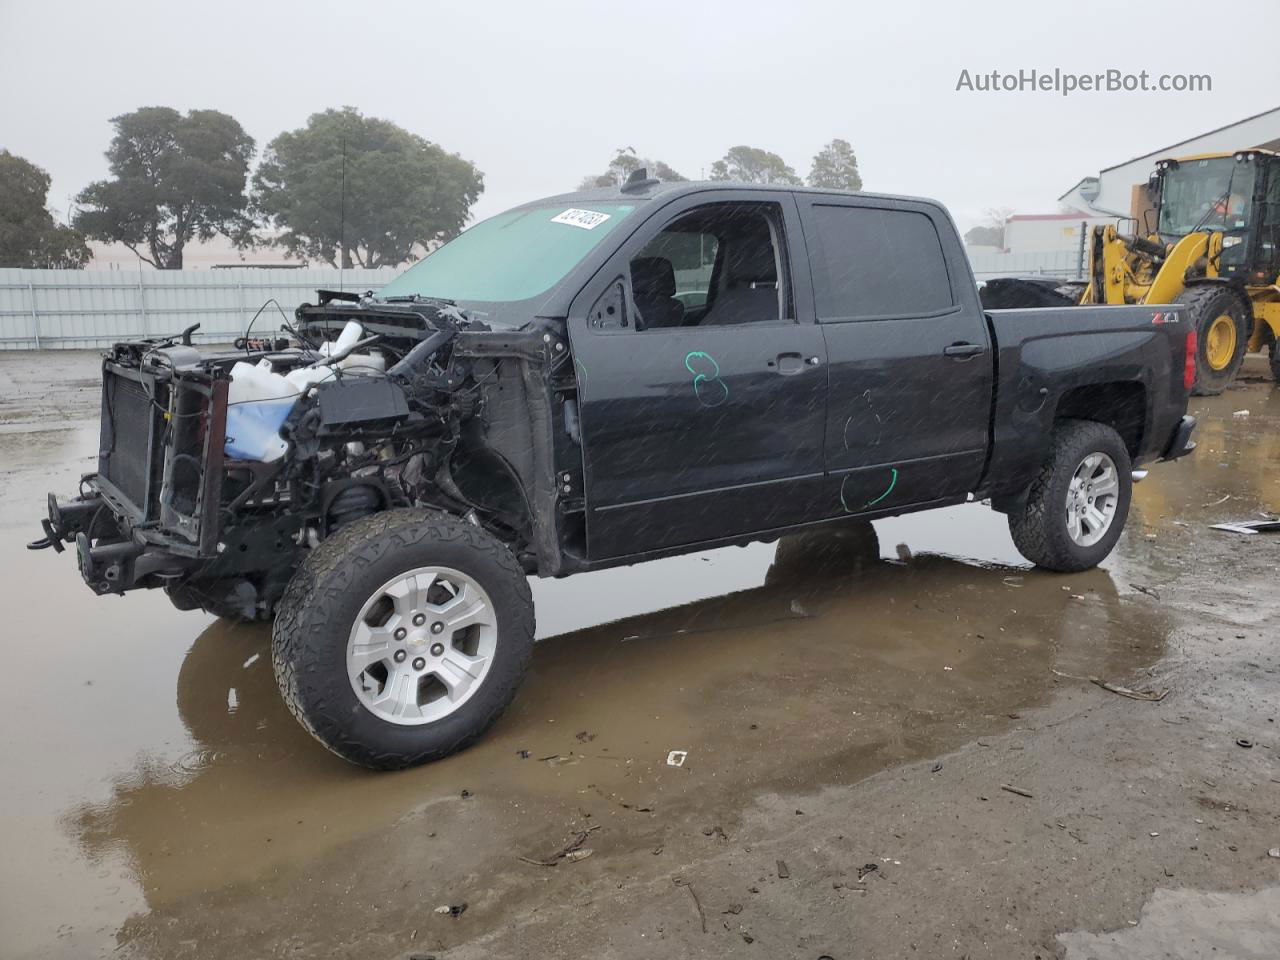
(516, 178), (946, 213)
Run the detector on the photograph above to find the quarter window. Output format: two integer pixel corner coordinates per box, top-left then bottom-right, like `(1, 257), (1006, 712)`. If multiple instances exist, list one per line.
(808, 205), (953, 320)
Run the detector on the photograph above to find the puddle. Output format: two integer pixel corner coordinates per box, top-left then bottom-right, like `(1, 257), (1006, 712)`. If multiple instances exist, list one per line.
(1060, 886), (1280, 959)
(1, 352), (1274, 958)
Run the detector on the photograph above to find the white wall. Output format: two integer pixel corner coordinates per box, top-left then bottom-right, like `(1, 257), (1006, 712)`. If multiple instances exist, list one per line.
(1004, 215), (1114, 255)
(1061, 107), (1280, 217)
(0, 268), (397, 350)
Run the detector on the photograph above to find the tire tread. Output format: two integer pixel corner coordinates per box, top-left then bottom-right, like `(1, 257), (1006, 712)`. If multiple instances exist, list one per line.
(271, 509), (534, 770)
(1008, 419), (1131, 573)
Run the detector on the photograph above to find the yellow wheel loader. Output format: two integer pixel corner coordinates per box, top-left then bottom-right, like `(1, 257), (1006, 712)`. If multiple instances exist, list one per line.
(984, 149), (1280, 395)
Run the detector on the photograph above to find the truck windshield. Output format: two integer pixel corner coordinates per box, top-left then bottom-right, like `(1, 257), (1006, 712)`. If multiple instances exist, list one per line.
(378, 202), (636, 323)
(1158, 157), (1255, 236)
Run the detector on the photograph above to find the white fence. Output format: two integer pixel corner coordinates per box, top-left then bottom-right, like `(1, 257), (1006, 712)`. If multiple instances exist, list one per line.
(967, 249), (1084, 281)
(1, 248), (1087, 350)
(0, 268), (398, 350)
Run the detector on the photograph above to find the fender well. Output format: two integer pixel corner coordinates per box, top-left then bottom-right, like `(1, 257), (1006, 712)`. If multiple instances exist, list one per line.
(1053, 381), (1147, 458)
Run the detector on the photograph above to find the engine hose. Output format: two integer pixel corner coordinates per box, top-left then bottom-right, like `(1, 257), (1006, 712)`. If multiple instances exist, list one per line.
(388, 328), (457, 380)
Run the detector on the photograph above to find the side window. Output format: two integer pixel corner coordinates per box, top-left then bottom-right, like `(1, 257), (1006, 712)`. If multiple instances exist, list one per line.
(628, 203), (789, 331)
(808, 205), (953, 321)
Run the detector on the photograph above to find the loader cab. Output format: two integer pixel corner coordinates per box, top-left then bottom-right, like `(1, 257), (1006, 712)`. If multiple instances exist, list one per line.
(1154, 151), (1280, 284)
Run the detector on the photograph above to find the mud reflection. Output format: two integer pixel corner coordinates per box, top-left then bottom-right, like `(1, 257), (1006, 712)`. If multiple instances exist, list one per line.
(68, 522), (1172, 945)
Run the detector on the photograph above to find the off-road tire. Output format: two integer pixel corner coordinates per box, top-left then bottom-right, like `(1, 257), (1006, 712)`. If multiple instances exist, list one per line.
(1270, 338), (1280, 383)
(1176, 285), (1250, 396)
(1008, 419), (1132, 573)
(272, 509), (534, 770)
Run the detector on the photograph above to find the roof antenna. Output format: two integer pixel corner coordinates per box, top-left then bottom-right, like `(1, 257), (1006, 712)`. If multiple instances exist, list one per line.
(622, 166), (660, 193)
(339, 133), (347, 291)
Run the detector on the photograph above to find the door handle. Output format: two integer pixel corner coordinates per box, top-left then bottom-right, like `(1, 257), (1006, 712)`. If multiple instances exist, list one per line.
(769, 352), (820, 375)
(943, 342), (986, 359)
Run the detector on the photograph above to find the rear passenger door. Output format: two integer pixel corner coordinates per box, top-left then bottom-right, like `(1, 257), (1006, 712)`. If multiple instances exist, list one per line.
(796, 197), (992, 515)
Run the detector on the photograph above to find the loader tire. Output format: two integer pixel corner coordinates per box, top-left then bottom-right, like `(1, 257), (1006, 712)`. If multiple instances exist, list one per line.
(272, 509), (534, 771)
(1008, 420), (1132, 573)
(1177, 285), (1249, 395)
(1269, 338), (1280, 383)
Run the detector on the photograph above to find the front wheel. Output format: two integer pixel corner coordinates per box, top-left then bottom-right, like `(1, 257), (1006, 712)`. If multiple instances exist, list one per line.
(272, 509), (535, 770)
(1008, 420), (1133, 572)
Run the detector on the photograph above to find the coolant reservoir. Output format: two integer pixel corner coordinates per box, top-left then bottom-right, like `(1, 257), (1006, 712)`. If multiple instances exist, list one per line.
(223, 320), (376, 462)
(225, 361), (300, 462)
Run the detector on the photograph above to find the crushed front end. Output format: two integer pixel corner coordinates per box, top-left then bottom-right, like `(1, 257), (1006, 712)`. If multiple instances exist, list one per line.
(33, 294), (569, 620)
(36, 338), (230, 598)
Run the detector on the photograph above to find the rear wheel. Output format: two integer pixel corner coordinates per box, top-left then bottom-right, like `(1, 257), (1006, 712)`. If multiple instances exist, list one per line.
(1008, 420), (1132, 572)
(1176, 285), (1250, 395)
(1269, 338), (1280, 383)
(272, 509), (534, 770)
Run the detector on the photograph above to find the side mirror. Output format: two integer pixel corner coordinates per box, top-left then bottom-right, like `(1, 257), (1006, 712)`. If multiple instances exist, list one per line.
(1145, 173), (1160, 201)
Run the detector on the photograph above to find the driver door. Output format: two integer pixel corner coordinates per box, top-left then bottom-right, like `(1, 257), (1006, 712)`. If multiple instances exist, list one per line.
(566, 190), (829, 562)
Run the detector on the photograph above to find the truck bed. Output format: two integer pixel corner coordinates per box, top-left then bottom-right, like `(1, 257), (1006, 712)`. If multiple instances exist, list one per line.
(979, 303), (1191, 499)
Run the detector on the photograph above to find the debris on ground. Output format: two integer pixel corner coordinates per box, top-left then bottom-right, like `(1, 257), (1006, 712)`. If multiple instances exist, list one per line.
(666, 750), (688, 767)
(857, 863), (878, 880)
(1130, 583), (1161, 600)
(1210, 519), (1280, 535)
(1203, 494), (1233, 507)
(722, 903), (744, 915)
(433, 904), (467, 917)
(776, 859), (790, 879)
(1236, 738), (1254, 749)
(575, 731), (596, 742)
(517, 824), (600, 866)
(1268, 847), (1280, 859)
(1232, 409), (1250, 418)
(516, 749), (530, 759)
(702, 825), (728, 841)
(1050, 668), (1169, 701)
(931, 762), (943, 773)
(672, 877), (707, 933)
(1001, 784), (1034, 799)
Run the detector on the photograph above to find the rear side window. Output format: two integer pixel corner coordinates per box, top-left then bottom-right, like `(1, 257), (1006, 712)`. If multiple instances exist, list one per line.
(808, 205), (953, 320)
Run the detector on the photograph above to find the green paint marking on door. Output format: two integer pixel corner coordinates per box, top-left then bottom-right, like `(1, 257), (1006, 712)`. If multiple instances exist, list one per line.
(684, 351), (728, 407)
(864, 468), (899, 508)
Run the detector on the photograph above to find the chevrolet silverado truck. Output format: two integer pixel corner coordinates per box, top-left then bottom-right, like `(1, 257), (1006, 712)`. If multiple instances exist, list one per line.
(31, 177), (1198, 769)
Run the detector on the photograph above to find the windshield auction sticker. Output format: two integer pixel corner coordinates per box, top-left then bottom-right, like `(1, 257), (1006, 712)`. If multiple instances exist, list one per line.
(551, 208), (612, 230)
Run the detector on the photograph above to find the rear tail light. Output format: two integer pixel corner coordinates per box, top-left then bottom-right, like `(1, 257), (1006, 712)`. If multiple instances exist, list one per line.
(1183, 329), (1198, 391)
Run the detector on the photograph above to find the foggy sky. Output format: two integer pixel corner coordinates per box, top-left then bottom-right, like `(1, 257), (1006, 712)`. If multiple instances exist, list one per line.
(2, 0), (1276, 237)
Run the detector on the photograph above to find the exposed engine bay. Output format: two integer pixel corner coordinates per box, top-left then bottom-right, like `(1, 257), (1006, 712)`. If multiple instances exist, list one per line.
(36, 291), (582, 620)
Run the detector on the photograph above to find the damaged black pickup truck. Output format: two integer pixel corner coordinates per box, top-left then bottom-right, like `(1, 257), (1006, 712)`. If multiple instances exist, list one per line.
(33, 178), (1198, 769)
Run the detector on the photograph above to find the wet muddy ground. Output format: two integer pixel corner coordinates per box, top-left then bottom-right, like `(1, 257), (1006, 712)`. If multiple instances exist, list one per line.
(1, 350), (1278, 959)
